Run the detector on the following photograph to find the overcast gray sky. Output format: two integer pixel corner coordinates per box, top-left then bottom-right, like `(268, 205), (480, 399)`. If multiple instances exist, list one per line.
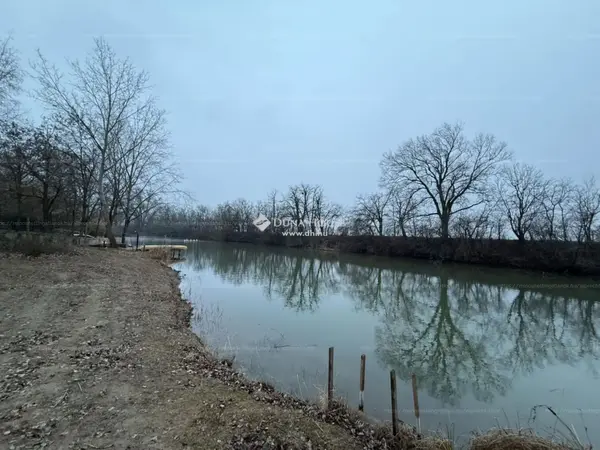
(2, 0), (599, 207)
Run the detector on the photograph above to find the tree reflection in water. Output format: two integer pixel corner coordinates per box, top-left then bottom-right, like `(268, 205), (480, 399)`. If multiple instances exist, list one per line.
(373, 274), (510, 406)
(186, 242), (600, 406)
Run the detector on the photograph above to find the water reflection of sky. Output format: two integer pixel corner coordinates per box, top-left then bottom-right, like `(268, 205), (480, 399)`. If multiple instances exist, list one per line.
(175, 241), (600, 447)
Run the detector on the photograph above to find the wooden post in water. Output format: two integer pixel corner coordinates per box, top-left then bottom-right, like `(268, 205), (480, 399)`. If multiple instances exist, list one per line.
(390, 370), (398, 436)
(359, 354), (366, 411)
(328, 347), (334, 409)
(412, 373), (421, 433)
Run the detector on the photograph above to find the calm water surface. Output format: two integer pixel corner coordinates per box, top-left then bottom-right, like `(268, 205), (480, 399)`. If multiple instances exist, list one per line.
(171, 240), (600, 446)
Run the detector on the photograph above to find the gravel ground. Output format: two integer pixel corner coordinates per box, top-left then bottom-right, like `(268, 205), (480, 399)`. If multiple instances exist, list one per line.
(0, 248), (420, 450)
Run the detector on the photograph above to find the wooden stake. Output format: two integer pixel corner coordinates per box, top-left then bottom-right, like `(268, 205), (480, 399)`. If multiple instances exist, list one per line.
(412, 373), (421, 433)
(359, 354), (366, 411)
(390, 370), (397, 436)
(328, 347), (334, 409)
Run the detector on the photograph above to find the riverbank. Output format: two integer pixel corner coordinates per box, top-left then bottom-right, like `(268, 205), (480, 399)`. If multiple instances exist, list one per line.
(0, 248), (417, 449)
(0, 248), (586, 449)
(189, 232), (600, 277)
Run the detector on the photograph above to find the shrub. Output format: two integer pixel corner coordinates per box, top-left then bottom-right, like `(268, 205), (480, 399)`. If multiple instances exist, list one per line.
(0, 232), (71, 257)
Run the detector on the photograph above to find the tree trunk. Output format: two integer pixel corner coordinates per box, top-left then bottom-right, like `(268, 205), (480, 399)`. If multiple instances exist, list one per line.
(440, 214), (450, 239)
(105, 220), (117, 246)
(71, 207), (76, 234)
(97, 160), (117, 247)
(121, 217), (131, 245)
(80, 185), (89, 234)
(80, 202), (88, 235)
(15, 184), (23, 218)
(95, 214), (101, 236)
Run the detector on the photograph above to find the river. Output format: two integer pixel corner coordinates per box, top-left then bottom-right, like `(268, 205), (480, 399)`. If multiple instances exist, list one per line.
(167, 239), (599, 447)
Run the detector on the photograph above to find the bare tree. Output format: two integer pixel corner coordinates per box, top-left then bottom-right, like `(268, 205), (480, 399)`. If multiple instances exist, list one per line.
(534, 178), (573, 241)
(214, 201), (237, 231)
(307, 185), (326, 233)
(451, 204), (493, 240)
(0, 36), (22, 119)
(572, 176), (600, 243)
(381, 122), (511, 238)
(280, 184), (314, 231)
(191, 204), (212, 232)
(266, 189), (280, 222)
(352, 191), (391, 236)
(388, 187), (422, 237)
(106, 101), (176, 243)
(320, 202), (344, 235)
(486, 205), (508, 240)
(496, 163), (546, 242)
(272, 184), (340, 234)
(305, 185), (342, 234)
(230, 198), (254, 232)
(0, 121), (30, 218)
(24, 124), (66, 225)
(61, 121), (99, 234)
(31, 37), (154, 247)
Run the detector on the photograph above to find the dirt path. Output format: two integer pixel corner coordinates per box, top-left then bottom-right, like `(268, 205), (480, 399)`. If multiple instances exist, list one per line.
(0, 248), (416, 450)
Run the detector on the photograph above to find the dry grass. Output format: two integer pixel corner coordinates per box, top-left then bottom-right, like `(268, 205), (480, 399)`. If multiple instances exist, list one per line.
(469, 428), (583, 450)
(146, 246), (171, 261)
(415, 439), (453, 450)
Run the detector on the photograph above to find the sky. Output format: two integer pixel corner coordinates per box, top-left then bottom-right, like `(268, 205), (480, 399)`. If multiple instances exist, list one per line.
(2, 0), (599, 208)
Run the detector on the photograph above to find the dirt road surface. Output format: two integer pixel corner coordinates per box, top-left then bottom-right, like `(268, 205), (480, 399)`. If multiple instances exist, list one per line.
(0, 248), (416, 450)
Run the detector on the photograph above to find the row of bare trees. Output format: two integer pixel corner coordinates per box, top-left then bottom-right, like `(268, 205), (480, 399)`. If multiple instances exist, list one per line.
(346, 123), (599, 242)
(0, 36), (180, 246)
(138, 184), (344, 236)
(138, 123), (599, 243)
(2, 36), (596, 244)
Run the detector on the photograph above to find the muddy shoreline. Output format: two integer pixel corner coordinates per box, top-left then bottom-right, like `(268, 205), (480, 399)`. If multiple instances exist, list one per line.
(0, 248), (418, 449)
(166, 261), (421, 448)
